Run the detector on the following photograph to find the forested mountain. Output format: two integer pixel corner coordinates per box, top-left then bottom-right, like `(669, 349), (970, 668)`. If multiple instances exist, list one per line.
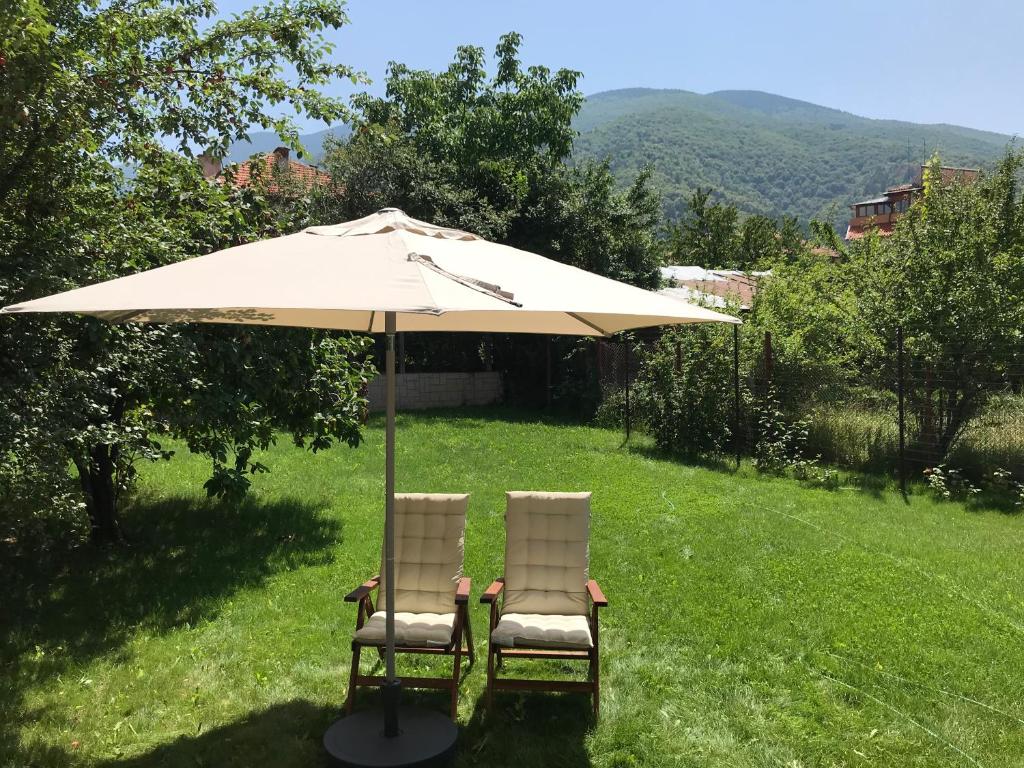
(227, 88), (1015, 229)
(573, 88), (1014, 228)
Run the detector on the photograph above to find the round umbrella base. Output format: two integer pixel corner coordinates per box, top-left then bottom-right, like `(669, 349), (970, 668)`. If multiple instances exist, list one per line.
(323, 707), (458, 768)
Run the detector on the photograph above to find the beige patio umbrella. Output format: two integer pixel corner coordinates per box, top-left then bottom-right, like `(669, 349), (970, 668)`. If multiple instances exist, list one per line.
(3, 208), (738, 764)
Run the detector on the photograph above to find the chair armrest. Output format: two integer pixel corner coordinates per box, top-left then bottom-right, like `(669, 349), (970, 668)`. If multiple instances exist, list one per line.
(480, 578), (504, 604)
(344, 576), (380, 603)
(587, 579), (608, 607)
(455, 576), (472, 605)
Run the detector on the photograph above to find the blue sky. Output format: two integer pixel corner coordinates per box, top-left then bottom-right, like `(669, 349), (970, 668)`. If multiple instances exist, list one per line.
(221, 0), (1023, 136)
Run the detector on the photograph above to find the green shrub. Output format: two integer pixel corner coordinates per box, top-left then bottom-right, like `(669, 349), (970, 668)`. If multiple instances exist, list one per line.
(632, 324), (737, 455)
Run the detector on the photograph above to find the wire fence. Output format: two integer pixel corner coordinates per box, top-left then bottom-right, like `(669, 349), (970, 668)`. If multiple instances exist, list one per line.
(600, 327), (1024, 487)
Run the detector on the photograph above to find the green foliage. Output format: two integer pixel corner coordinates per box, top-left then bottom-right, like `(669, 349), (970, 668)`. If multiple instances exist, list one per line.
(750, 389), (837, 487)
(747, 251), (868, 400)
(849, 150), (1024, 460)
(632, 321), (738, 455)
(666, 188), (805, 270)
(667, 188), (738, 268)
(924, 464), (980, 500)
(0, 0), (373, 543)
(324, 33), (664, 290)
(989, 467), (1024, 509)
(320, 34), (665, 413)
(751, 391), (811, 475)
(738, 214), (783, 270)
(0, 0), (360, 178)
(574, 88), (1010, 230)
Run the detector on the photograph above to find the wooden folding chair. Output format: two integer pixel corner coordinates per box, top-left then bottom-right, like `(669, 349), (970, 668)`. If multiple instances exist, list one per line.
(344, 493), (473, 719)
(481, 491), (607, 717)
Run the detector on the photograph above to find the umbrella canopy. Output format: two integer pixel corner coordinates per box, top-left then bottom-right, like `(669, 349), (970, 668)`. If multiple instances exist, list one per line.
(2, 208), (736, 333)
(2, 208), (738, 745)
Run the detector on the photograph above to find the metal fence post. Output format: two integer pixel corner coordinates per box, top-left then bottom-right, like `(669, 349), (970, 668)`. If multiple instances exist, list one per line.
(733, 324), (741, 468)
(545, 335), (552, 408)
(624, 339), (631, 442)
(897, 326), (907, 496)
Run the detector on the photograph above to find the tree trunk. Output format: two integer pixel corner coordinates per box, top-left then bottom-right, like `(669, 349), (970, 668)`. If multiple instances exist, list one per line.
(74, 445), (123, 544)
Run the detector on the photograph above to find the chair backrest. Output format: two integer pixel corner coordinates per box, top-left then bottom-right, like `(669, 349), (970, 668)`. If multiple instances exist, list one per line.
(502, 491), (591, 616)
(377, 493), (468, 614)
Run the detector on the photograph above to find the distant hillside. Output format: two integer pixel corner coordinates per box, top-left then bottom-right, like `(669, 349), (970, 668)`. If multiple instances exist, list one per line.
(225, 125), (349, 165)
(573, 88), (1015, 228)
(227, 88), (1015, 229)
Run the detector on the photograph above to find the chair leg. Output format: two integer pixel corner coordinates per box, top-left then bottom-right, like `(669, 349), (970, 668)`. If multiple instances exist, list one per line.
(590, 645), (600, 719)
(450, 636), (462, 720)
(346, 642), (362, 714)
(486, 642), (496, 711)
(463, 606), (475, 664)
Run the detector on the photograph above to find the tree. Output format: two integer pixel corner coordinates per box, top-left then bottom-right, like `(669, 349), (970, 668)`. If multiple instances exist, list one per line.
(778, 216), (806, 261)
(319, 34), (665, 411)
(738, 214), (782, 270)
(0, 0), (374, 543)
(667, 188), (739, 268)
(850, 151), (1024, 462)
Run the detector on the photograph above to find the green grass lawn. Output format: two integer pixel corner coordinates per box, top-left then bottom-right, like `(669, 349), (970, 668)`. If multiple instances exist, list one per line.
(4, 407), (1024, 768)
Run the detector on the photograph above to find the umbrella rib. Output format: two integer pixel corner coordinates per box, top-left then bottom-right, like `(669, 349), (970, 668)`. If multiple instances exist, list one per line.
(409, 253), (522, 307)
(366, 311), (375, 333)
(567, 313), (611, 337)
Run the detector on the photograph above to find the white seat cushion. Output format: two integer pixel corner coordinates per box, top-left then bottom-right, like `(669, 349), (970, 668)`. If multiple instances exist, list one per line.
(353, 611), (456, 648)
(490, 613), (593, 649)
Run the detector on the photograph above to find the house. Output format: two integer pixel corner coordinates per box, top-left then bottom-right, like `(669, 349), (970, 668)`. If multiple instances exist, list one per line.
(845, 165), (979, 240)
(198, 146), (331, 193)
(658, 266), (770, 311)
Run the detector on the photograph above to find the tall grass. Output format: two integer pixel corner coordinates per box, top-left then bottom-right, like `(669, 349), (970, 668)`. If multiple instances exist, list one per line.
(797, 393), (1024, 481)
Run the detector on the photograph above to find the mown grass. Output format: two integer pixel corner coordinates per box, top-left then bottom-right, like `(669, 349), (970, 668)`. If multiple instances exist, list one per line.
(3, 407), (1024, 767)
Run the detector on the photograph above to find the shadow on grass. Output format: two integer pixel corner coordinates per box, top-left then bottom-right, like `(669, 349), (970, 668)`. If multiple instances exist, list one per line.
(0, 495), (339, 767)
(92, 699), (338, 768)
(71, 691), (594, 768)
(625, 441), (740, 475)
(457, 690), (593, 767)
(625, 439), (905, 501)
(377, 405), (590, 431)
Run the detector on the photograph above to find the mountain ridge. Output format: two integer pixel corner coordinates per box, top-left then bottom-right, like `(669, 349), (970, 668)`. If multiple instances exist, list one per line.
(573, 88), (1015, 227)
(227, 88), (1017, 228)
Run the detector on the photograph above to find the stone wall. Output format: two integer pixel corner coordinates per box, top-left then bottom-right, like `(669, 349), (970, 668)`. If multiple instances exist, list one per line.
(367, 372), (503, 411)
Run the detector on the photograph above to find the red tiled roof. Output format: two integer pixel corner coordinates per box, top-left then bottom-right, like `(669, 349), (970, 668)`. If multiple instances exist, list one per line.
(677, 272), (761, 309)
(224, 153), (330, 193)
(845, 221), (895, 240)
(933, 166), (979, 185)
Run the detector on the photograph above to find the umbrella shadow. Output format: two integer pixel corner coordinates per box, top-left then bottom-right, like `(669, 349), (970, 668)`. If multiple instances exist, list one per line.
(89, 699), (338, 768)
(378, 406), (587, 431)
(0, 494), (341, 767)
(456, 691), (594, 767)
(66, 694), (592, 768)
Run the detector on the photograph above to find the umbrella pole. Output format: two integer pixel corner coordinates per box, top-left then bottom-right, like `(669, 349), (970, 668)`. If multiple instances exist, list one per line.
(382, 311), (400, 737)
(323, 309), (457, 766)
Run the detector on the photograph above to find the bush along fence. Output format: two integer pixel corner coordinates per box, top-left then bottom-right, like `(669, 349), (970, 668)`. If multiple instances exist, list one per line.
(600, 326), (1024, 507)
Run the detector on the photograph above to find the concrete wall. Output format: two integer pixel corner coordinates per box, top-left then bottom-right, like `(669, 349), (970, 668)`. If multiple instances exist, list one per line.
(367, 371), (503, 411)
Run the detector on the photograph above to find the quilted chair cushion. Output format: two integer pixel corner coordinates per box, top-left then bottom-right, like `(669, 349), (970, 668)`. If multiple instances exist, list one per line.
(376, 493), (468, 615)
(491, 613), (593, 649)
(502, 491), (590, 616)
(354, 611), (456, 648)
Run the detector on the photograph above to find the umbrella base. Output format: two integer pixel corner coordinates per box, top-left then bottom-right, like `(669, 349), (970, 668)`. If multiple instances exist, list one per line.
(323, 707), (457, 768)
